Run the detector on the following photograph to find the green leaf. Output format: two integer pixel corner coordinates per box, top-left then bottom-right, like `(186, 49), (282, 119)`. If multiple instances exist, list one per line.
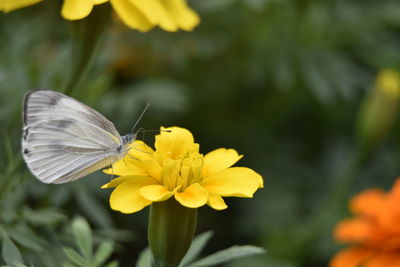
(93, 241), (113, 267)
(188, 245), (266, 267)
(179, 231), (214, 267)
(63, 247), (87, 266)
(105, 261), (119, 267)
(72, 217), (93, 260)
(135, 247), (152, 267)
(8, 228), (44, 252)
(1, 232), (23, 266)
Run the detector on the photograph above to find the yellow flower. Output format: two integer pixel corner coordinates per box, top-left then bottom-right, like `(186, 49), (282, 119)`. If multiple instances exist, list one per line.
(0, 0), (42, 12)
(0, 0), (200, 32)
(102, 127), (264, 213)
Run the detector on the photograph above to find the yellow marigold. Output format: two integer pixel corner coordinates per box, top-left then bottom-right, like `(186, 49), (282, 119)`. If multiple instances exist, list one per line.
(102, 126), (264, 213)
(330, 178), (400, 267)
(0, 0), (200, 32)
(0, 0), (42, 12)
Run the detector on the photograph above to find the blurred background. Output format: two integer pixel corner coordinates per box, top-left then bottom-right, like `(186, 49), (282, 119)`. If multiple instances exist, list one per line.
(1, 0), (400, 266)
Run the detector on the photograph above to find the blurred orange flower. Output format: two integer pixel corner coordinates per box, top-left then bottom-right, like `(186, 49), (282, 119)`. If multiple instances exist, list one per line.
(330, 179), (400, 267)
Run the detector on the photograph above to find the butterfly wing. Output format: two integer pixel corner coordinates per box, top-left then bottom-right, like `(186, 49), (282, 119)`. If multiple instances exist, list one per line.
(22, 90), (123, 184)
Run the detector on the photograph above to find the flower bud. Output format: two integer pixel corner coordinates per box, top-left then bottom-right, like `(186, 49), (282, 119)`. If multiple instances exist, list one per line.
(148, 198), (197, 267)
(357, 69), (400, 153)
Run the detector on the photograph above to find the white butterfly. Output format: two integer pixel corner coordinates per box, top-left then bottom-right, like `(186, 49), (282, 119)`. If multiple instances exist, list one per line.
(22, 90), (145, 184)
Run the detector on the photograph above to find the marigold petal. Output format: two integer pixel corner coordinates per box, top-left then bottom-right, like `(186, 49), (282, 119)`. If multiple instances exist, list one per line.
(140, 184), (174, 201)
(161, 0), (200, 31)
(101, 175), (156, 188)
(128, 140), (154, 160)
(110, 0), (154, 32)
(202, 167), (263, 197)
(141, 159), (162, 182)
(128, 0), (177, 31)
(175, 183), (208, 208)
(104, 158), (147, 176)
(350, 189), (385, 217)
(364, 251), (400, 267)
(202, 148), (243, 177)
(109, 180), (154, 213)
(92, 0), (107, 4)
(334, 218), (374, 244)
(61, 0), (94, 20)
(0, 0), (42, 12)
(329, 247), (373, 267)
(155, 127), (195, 159)
(207, 193), (227, 210)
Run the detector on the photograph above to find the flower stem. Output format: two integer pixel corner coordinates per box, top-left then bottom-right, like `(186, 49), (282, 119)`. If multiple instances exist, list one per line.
(148, 199), (197, 267)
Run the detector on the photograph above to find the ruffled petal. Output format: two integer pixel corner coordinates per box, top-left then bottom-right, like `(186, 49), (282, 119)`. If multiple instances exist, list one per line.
(202, 148), (243, 177)
(104, 157), (147, 176)
(329, 247), (373, 267)
(364, 251), (400, 267)
(141, 159), (162, 182)
(160, 0), (200, 31)
(61, 0), (94, 20)
(92, 0), (108, 4)
(175, 183), (208, 208)
(110, 0), (153, 32)
(140, 184), (174, 201)
(334, 218), (374, 244)
(128, 140), (154, 160)
(202, 167), (263, 197)
(101, 175), (156, 188)
(0, 0), (42, 12)
(350, 189), (385, 217)
(207, 193), (227, 210)
(109, 179), (155, 213)
(128, 0), (177, 31)
(155, 127), (195, 159)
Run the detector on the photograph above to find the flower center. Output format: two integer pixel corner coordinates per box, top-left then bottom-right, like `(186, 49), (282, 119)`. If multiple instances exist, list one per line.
(154, 144), (203, 191)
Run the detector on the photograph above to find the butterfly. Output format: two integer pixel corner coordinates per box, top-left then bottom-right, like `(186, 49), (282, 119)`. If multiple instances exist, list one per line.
(22, 90), (147, 184)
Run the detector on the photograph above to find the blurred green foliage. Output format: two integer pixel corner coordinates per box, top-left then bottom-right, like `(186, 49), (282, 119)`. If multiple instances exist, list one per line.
(1, 0), (400, 266)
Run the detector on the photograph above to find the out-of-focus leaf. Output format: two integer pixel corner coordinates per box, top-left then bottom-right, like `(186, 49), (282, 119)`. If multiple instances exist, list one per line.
(72, 217), (93, 260)
(93, 241), (113, 267)
(188, 245), (266, 267)
(1, 231), (23, 266)
(23, 207), (66, 225)
(180, 231), (214, 267)
(135, 247), (152, 267)
(8, 228), (44, 252)
(105, 261), (119, 267)
(75, 186), (113, 228)
(63, 247), (87, 266)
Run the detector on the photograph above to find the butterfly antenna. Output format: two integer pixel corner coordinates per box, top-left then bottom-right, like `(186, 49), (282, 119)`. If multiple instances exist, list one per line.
(130, 103), (150, 134)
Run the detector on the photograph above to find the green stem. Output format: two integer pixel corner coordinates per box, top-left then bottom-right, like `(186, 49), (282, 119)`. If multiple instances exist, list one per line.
(62, 3), (111, 97)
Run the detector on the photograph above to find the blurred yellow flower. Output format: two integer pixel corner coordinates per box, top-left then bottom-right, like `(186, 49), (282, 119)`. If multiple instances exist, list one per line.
(0, 0), (42, 12)
(102, 127), (264, 213)
(1, 0), (200, 32)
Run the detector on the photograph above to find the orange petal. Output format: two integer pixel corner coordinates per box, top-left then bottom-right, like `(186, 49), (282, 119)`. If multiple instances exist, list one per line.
(202, 148), (243, 177)
(350, 189), (385, 217)
(329, 247), (373, 267)
(334, 218), (374, 244)
(364, 251), (400, 267)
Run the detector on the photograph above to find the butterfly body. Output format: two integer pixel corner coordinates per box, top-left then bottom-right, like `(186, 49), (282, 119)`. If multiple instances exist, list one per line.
(22, 90), (134, 184)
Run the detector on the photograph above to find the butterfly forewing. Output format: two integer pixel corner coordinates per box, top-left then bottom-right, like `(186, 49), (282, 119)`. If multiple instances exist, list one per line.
(22, 90), (124, 184)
